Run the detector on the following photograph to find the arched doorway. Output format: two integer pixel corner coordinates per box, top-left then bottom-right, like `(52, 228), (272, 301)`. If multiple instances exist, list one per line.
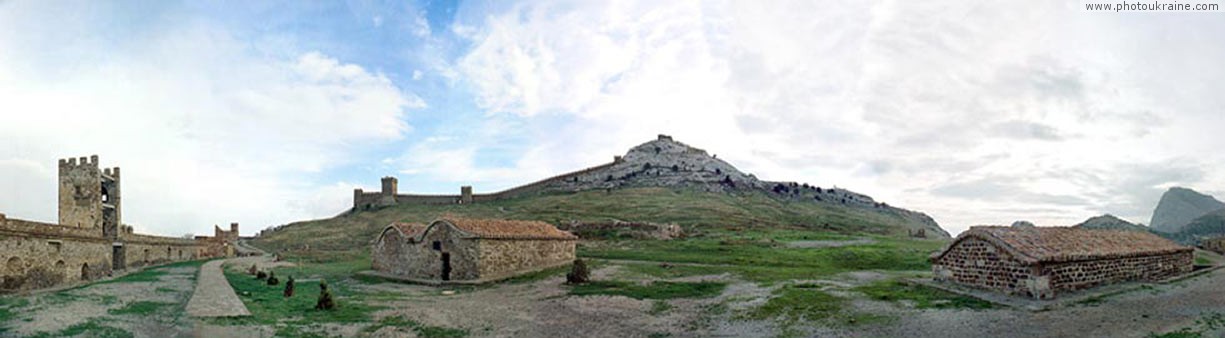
(6, 257), (23, 275)
(55, 260), (66, 279)
(81, 263), (90, 281)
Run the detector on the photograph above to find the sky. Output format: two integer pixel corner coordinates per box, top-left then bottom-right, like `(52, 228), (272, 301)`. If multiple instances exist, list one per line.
(1, 1), (1223, 237)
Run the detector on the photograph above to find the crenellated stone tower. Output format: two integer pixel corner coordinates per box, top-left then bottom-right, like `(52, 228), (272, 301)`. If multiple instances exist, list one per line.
(58, 155), (121, 239)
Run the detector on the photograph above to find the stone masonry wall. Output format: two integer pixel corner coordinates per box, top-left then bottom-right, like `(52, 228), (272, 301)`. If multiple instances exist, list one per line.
(932, 238), (1036, 297)
(0, 214), (205, 292)
(1042, 251), (1192, 292)
(0, 216), (113, 292)
(371, 224), (480, 281)
(1202, 237), (1225, 255)
(58, 156), (104, 229)
(476, 239), (576, 282)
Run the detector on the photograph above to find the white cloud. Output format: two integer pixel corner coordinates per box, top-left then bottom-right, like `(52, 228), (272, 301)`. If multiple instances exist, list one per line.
(0, 3), (419, 236)
(447, 0), (1225, 234)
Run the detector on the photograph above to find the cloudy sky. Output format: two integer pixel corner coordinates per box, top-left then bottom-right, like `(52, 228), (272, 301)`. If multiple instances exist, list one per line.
(2, 1), (1223, 237)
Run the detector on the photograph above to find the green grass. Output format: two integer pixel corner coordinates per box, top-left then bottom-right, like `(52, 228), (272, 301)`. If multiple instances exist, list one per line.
(30, 318), (132, 338)
(649, 300), (673, 315)
(569, 281), (725, 300)
(251, 187), (934, 254)
(94, 259), (212, 286)
(0, 297), (30, 328)
(224, 269), (380, 326)
(94, 268), (169, 285)
(218, 253), (385, 329)
(582, 229), (943, 283)
(362, 315), (469, 338)
(746, 284), (845, 323)
(1148, 312), (1225, 338)
(1196, 256), (1212, 266)
(743, 283), (889, 334)
(108, 301), (176, 315)
(855, 280), (993, 309)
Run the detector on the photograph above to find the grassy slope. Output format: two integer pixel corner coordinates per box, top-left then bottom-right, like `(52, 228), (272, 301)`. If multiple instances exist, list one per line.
(252, 187), (929, 253)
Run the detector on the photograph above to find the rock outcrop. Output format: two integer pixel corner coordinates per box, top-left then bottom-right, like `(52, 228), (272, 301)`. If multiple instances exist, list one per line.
(1010, 220), (1036, 228)
(1073, 214), (1147, 232)
(531, 135), (949, 238)
(1150, 187), (1225, 233)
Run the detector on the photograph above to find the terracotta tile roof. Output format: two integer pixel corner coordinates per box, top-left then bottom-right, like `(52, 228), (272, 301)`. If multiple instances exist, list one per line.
(933, 226), (1192, 264)
(434, 217), (578, 240)
(385, 222), (429, 242)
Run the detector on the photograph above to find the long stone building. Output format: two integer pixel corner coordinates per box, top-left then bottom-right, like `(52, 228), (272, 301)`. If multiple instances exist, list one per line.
(931, 226), (1193, 299)
(0, 155), (237, 293)
(371, 217), (577, 284)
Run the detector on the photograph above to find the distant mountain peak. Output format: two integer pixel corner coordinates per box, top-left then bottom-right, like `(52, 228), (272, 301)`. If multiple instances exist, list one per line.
(1150, 187), (1225, 233)
(1074, 214), (1147, 232)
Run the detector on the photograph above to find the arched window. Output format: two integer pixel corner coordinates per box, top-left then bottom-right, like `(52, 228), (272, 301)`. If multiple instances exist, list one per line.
(81, 263), (90, 281)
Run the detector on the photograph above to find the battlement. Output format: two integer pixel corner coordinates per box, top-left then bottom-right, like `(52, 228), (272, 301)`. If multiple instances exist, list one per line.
(658, 134), (673, 141)
(59, 155), (100, 169)
(102, 167), (121, 178)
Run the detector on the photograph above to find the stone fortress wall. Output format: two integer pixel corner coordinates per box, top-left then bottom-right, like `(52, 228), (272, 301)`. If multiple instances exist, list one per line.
(353, 157), (623, 210)
(0, 155), (238, 293)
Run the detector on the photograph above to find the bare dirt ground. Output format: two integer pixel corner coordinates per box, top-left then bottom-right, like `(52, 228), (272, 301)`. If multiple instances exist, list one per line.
(5, 254), (1225, 337)
(1, 264), (200, 337)
(358, 261), (1225, 338)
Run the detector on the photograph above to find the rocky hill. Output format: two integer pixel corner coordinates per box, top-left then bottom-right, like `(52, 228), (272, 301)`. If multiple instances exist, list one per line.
(516, 135), (947, 238)
(1150, 187), (1225, 233)
(253, 136), (950, 252)
(1073, 214), (1147, 232)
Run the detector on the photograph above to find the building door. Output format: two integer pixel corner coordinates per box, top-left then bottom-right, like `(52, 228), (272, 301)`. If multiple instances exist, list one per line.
(112, 245), (125, 270)
(441, 253), (452, 281)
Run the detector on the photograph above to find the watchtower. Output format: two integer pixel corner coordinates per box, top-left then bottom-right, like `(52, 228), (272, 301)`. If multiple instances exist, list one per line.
(58, 155), (121, 238)
(379, 176), (398, 206)
(460, 186), (473, 204)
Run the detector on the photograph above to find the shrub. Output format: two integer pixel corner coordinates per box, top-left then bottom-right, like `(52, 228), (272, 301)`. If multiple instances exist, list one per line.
(267, 271), (279, 286)
(256, 271), (268, 280)
(248, 264), (257, 275)
(315, 279), (336, 310)
(25, 266), (64, 289)
(284, 276), (295, 297)
(566, 259), (590, 284)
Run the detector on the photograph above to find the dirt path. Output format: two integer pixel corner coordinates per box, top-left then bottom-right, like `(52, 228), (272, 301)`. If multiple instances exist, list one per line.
(186, 256), (269, 317)
(842, 267), (1225, 337)
(785, 238), (877, 248)
(1, 263), (202, 337)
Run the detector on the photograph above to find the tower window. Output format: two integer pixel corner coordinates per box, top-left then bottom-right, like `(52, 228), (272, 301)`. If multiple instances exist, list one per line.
(432, 241), (442, 251)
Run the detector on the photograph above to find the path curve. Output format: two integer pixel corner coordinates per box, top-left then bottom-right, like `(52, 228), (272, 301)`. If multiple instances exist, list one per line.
(186, 255), (268, 317)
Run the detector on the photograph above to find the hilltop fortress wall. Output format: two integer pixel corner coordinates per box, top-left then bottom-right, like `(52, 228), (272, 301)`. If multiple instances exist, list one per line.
(353, 157), (624, 210)
(0, 155), (240, 293)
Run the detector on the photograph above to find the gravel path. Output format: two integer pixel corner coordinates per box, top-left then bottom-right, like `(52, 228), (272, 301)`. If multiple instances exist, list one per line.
(186, 256), (268, 317)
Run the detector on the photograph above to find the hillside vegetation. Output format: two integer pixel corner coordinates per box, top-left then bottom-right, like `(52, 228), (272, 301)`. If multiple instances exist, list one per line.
(252, 187), (934, 253)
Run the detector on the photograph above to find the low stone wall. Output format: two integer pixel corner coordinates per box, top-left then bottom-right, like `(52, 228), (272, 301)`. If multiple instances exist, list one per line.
(1202, 237), (1225, 255)
(1043, 251), (1193, 292)
(557, 221), (683, 240)
(476, 239), (576, 281)
(931, 237), (1037, 297)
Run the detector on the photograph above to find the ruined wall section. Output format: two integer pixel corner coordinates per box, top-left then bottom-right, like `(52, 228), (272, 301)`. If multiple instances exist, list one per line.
(0, 214), (112, 291)
(475, 239), (575, 282)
